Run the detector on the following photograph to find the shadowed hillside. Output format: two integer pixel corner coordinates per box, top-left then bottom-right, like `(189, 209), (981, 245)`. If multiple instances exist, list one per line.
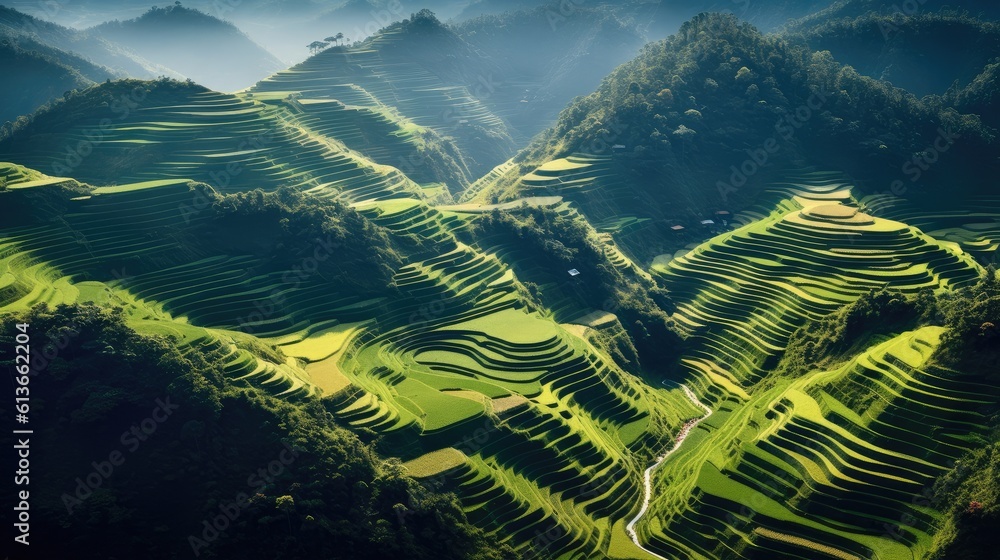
(792, 10), (1000, 96)
(0, 39), (100, 124)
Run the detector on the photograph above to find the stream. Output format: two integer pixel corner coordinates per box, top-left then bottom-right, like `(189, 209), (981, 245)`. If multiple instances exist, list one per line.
(625, 384), (713, 559)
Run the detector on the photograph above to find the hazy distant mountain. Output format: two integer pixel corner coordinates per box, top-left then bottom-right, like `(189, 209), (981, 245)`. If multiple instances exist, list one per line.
(0, 39), (96, 123)
(232, 0), (473, 63)
(3, 0), (475, 63)
(454, 0), (549, 21)
(89, 4), (284, 91)
(250, 9), (517, 189)
(455, 5), (645, 139)
(0, 28), (117, 85)
(247, 0), (410, 62)
(0, 5), (168, 78)
(0, 6), (137, 122)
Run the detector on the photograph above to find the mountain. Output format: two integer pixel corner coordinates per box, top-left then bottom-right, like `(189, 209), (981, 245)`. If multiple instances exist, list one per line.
(0, 39), (97, 123)
(791, 10), (1000, 96)
(226, 0), (408, 63)
(453, 5), (644, 140)
(946, 60), (1000, 129)
(609, 0), (833, 41)
(0, 68), (696, 558)
(249, 10), (517, 193)
(242, 7), (649, 191)
(89, 4), (284, 91)
(0, 78), (429, 201)
(791, 0), (1000, 28)
(0, 5), (169, 78)
(0, 172), (515, 560)
(454, 0), (548, 21)
(467, 13), (998, 262)
(2, 0), (473, 62)
(3, 6), (1000, 560)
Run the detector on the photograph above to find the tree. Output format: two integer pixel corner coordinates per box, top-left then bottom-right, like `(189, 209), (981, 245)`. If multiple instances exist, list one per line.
(307, 41), (328, 54)
(981, 322), (997, 340)
(276, 495), (295, 533)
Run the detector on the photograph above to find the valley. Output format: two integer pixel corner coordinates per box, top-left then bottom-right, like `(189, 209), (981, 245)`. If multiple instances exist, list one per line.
(1, 3), (999, 560)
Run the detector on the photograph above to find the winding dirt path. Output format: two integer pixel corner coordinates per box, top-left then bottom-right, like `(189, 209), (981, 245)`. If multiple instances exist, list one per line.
(626, 385), (713, 559)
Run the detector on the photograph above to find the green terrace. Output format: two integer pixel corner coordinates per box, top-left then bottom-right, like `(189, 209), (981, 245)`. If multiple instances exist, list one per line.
(0, 173), (320, 400)
(0, 88), (423, 204)
(0, 165), (709, 557)
(637, 326), (998, 560)
(653, 173), (981, 390)
(315, 199), (705, 558)
(248, 39), (516, 181)
(863, 193), (1000, 262)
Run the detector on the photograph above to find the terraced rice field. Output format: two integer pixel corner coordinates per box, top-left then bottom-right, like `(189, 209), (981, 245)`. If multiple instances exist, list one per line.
(469, 154), (652, 235)
(0, 160), (710, 558)
(0, 171), (371, 400)
(313, 198), (706, 557)
(637, 326), (998, 559)
(249, 32), (516, 181)
(0, 89), (423, 204)
(863, 192), (1000, 262)
(654, 172), (981, 390)
(5, 77), (997, 559)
